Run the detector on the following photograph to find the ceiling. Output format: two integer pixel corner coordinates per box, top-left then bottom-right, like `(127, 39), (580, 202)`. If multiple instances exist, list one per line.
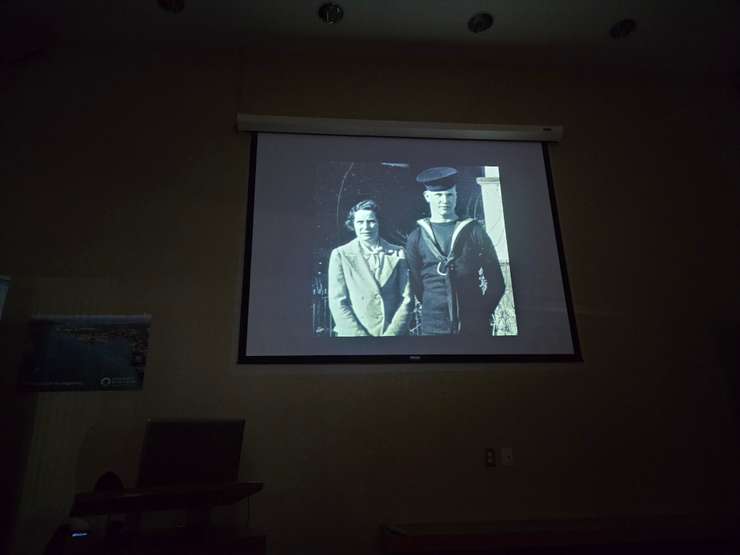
(3, 0), (739, 74)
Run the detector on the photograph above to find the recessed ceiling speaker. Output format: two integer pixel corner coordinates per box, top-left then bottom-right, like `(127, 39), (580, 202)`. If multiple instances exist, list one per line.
(318, 3), (344, 24)
(609, 18), (637, 39)
(468, 12), (494, 34)
(158, 0), (184, 14)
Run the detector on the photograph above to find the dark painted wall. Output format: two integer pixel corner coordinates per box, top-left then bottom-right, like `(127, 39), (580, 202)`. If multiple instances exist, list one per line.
(2, 43), (739, 555)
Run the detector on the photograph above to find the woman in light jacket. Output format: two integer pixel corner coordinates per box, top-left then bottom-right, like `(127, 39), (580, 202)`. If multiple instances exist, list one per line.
(328, 200), (413, 336)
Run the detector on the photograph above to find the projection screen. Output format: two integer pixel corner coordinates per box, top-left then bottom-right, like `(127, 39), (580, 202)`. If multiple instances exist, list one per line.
(238, 118), (580, 363)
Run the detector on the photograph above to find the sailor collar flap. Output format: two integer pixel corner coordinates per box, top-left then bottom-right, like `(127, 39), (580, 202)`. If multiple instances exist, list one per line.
(416, 218), (475, 276)
(416, 218), (474, 257)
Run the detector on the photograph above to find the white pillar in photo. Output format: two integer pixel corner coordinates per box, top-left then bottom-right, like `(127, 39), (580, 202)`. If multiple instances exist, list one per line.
(476, 167), (509, 263)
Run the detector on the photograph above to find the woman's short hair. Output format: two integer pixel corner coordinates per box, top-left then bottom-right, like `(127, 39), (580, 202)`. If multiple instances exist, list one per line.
(345, 199), (381, 232)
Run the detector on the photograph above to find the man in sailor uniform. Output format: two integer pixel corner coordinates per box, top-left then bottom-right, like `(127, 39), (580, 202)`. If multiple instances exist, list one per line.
(405, 167), (505, 336)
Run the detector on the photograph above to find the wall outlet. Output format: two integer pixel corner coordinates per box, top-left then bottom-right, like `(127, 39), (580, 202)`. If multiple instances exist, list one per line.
(501, 447), (514, 466)
(485, 448), (496, 467)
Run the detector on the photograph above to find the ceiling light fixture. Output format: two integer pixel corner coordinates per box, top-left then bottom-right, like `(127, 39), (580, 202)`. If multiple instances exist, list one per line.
(157, 0), (184, 14)
(318, 3), (344, 24)
(468, 12), (494, 34)
(609, 18), (637, 39)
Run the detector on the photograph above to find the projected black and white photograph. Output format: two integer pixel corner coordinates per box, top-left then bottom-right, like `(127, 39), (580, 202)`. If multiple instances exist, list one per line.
(241, 132), (578, 361)
(311, 162), (517, 338)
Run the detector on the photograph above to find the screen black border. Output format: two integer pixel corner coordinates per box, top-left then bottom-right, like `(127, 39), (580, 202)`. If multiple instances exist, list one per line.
(237, 132), (582, 364)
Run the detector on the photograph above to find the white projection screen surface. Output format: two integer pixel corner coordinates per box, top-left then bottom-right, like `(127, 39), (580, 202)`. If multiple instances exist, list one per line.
(239, 131), (580, 363)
